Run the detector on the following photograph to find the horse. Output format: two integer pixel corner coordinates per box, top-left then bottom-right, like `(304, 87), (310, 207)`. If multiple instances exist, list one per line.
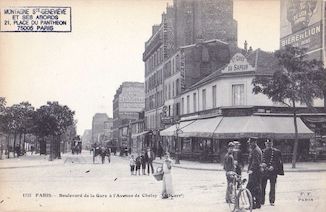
(93, 146), (111, 164)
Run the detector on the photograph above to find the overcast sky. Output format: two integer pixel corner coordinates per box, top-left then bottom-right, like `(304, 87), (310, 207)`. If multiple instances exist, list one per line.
(0, 0), (280, 135)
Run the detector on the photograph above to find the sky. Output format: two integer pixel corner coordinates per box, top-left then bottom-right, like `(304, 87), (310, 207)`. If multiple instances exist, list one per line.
(0, 0), (280, 135)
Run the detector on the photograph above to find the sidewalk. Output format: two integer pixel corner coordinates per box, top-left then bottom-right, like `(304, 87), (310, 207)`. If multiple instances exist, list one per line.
(0, 153), (69, 169)
(2, 152), (326, 172)
(152, 158), (326, 172)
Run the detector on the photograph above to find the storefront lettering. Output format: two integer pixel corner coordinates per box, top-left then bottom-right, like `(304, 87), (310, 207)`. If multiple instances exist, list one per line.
(223, 53), (254, 73)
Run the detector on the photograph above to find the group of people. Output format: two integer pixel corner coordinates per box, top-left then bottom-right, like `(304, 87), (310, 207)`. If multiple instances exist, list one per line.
(224, 137), (284, 209)
(91, 143), (111, 164)
(129, 147), (155, 176)
(129, 147), (174, 199)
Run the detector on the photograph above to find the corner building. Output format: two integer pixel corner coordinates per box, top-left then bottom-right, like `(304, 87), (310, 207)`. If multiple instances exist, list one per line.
(143, 0), (238, 150)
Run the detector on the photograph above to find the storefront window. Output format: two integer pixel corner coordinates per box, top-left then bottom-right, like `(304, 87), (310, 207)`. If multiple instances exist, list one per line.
(182, 138), (192, 152)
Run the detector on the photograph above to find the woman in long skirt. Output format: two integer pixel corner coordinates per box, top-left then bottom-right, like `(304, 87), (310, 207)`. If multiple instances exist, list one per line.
(162, 152), (173, 199)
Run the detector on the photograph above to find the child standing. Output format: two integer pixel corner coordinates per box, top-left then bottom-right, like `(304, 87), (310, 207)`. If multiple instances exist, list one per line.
(129, 155), (136, 175)
(135, 154), (141, 176)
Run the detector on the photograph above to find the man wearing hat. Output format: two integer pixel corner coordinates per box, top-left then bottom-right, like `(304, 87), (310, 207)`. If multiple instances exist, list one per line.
(261, 139), (284, 206)
(145, 147), (155, 175)
(224, 142), (235, 203)
(247, 137), (263, 209)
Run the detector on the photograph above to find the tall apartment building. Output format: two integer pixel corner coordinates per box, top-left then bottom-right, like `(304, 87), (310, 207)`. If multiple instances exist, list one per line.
(143, 0), (238, 146)
(91, 113), (110, 144)
(112, 82), (145, 146)
(81, 129), (92, 149)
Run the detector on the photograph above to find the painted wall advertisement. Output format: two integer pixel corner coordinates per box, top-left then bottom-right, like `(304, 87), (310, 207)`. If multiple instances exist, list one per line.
(280, 0), (324, 59)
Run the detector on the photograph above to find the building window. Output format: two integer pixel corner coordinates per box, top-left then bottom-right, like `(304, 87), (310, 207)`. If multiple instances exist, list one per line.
(176, 79), (180, 96)
(202, 89), (206, 110)
(168, 105), (171, 117)
(193, 93), (197, 112)
(232, 84), (245, 106)
(172, 81), (175, 97)
(212, 85), (217, 108)
(176, 103), (180, 116)
(181, 97), (184, 115)
(168, 84), (171, 99)
(164, 85), (167, 100)
(187, 95), (190, 114)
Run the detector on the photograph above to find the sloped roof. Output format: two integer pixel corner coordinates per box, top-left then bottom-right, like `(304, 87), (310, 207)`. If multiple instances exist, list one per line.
(246, 49), (279, 75)
(183, 48), (280, 94)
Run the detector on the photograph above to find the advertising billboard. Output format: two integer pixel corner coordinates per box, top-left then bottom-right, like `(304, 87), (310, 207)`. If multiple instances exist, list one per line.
(280, 0), (324, 60)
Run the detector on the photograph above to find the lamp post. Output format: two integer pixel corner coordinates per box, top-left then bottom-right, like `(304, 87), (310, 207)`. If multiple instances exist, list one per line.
(175, 121), (182, 164)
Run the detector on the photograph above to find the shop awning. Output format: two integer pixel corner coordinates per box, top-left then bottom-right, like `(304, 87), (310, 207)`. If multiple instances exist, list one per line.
(131, 131), (149, 139)
(160, 120), (196, 136)
(212, 116), (314, 139)
(161, 116), (314, 139)
(178, 116), (223, 138)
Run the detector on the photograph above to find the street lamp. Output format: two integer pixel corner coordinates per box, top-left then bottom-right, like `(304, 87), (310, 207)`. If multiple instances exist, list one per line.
(175, 121), (182, 164)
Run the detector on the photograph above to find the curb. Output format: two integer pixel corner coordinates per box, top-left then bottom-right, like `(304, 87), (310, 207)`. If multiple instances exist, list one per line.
(153, 161), (326, 173)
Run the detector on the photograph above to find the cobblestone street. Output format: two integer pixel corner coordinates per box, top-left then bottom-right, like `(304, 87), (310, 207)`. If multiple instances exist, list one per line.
(1, 152), (326, 212)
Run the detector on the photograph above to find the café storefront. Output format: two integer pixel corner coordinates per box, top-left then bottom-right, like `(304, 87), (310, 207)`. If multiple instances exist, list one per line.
(160, 113), (315, 163)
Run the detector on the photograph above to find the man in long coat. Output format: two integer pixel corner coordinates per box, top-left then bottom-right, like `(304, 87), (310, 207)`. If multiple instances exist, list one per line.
(145, 147), (155, 174)
(247, 137), (263, 209)
(261, 139), (284, 206)
(224, 142), (235, 203)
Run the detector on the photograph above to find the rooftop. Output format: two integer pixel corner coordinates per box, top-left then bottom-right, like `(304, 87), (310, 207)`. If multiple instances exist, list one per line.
(183, 48), (280, 94)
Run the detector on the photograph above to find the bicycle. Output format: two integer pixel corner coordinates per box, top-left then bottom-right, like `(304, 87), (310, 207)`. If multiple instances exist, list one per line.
(226, 171), (253, 212)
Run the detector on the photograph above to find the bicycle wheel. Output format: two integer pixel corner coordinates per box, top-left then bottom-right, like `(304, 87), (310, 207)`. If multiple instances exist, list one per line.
(228, 182), (236, 212)
(237, 188), (253, 212)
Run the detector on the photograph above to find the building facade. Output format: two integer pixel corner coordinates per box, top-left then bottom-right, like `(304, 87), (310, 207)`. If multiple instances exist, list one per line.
(81, 129), (92, 150)
(112, 82), (145, 147)
(143, 0), (238, 151)
(161, 50), (325, 162)
(91, 113), (110, 144)
(130, 119), (146, 154)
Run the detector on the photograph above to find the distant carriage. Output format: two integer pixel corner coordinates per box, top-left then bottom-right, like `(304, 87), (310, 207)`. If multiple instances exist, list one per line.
(92, 145), (111, 164)
(72, 140), (82, 155)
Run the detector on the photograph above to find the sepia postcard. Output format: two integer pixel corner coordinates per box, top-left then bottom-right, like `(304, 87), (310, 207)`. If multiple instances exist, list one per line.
(0, 0), (326, 212)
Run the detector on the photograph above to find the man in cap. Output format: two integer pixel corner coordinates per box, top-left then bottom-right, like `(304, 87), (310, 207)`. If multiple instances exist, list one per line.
(224, 142), (235, 203)
(247, 137), (263, 209)
(145, 147), (155, 175)
(261, 139), (284, 206)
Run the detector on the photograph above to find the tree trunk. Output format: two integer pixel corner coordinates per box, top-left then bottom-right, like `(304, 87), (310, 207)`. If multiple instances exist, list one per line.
(292, 102), (299, 169)
(39, 137), (42, 155)
(13, 132), (17, 158)
(18, 133), (22, 157)
(7, 134), (10, 159)
(22, 133), (26, 153)
(58, 135), (62, 159)
(49, 135), (54, 161)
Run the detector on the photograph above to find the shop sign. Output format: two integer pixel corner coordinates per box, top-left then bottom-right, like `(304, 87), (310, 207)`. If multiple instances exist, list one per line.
(222, 53), (255, 73)
(161, 117), (174, 125)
